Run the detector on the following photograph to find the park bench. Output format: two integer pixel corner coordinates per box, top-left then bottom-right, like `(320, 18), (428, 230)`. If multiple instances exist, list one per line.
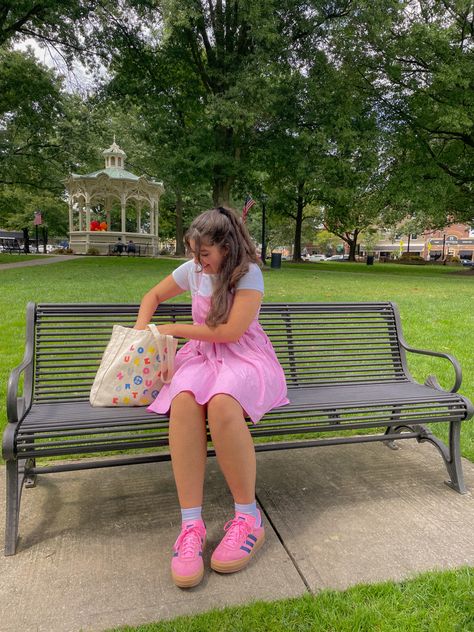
(107, 244), (145, 256)
(4, 301), (473, 555)
(0, 238), (23, 254)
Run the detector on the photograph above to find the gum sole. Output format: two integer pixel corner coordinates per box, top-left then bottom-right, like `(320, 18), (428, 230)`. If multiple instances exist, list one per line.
(210, 534), (265, 574)
(171, 536), (206, 588)
(172, 568), (204, 588)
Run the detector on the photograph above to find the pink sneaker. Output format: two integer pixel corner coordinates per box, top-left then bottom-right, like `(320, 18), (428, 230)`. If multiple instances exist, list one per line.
(171, 520), (206, 588)
(210, 511), (265, 574)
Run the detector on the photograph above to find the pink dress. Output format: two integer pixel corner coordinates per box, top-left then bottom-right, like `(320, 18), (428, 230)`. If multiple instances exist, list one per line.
(147, 264), (289, 423)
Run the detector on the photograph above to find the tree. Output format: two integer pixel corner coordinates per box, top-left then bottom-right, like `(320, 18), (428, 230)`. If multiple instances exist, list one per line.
(92, 0), (353, 209)
(341, 0), (474, 226)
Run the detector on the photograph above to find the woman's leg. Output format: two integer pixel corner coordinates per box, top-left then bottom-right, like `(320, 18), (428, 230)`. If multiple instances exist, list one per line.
(169, 391), (207, 508)
(207, 394), (256, 503)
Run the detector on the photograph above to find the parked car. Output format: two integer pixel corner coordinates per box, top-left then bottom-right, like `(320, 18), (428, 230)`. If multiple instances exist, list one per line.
(306, 254), (326, 262)
(326, 254), (349, 261)
(461, 259), (474, 267)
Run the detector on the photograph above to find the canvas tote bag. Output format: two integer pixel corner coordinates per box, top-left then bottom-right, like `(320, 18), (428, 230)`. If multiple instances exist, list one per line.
(90, 323), (178, 407)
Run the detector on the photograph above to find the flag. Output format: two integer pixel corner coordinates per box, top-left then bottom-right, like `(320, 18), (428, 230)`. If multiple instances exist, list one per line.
(242, 195), (255, 222)
(34, 211), (42, 226)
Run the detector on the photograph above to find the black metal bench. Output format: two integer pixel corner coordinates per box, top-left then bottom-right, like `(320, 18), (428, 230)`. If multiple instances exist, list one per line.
(0, 238), (23, 254)
(107, 244), (145, 256)
(4, 302), (473, 555)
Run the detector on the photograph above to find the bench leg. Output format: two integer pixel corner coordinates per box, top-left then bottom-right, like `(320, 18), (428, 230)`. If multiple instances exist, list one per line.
(4, 458), (34, 555)
(24, 458), (37, 488)
(383, 422), (466, 494)
(417, 421), (467, 494)
(5, 460), (20, 556)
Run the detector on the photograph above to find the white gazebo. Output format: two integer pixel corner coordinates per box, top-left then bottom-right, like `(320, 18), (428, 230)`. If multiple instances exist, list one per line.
(64, 140), (165, 255)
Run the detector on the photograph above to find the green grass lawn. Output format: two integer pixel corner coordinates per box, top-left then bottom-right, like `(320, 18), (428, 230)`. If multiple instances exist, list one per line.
(109, 567), (474, 632)
(2, 256), (473, 458)
(1, 257), (473, 631)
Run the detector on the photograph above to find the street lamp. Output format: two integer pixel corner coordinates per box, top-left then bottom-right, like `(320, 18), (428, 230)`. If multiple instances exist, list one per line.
(261, 193), (268, 265)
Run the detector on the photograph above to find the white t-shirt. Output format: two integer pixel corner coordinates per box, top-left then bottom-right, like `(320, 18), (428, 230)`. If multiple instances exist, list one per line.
(172, 259), (264, 297)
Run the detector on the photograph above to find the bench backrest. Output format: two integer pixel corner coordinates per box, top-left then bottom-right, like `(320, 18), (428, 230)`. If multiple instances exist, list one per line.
(30, 302), (408, 403)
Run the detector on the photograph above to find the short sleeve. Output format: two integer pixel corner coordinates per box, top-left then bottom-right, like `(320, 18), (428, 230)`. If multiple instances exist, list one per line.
(172, 260), (193, 290)
(235, 263), (264, 294)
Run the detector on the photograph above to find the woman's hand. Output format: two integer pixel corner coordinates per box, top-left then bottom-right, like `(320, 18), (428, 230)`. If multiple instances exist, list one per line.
(156, 323), (178, 337)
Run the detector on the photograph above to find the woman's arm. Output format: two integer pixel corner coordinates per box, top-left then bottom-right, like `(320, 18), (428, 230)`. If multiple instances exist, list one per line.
(157, 289), (262, 343)
(134, 275), (186, 329)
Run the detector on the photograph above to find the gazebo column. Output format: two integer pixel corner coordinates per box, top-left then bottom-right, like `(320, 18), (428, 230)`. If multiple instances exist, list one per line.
(78, 202), (83, 231)
(150, 201), (155, 236)
(105, 198), (112, 230)
(136, 201), (142, 233)
(121, 195), (126, 234)
(68, 199), (73, 233)
(155, 198), (159, 237)
(85, 199), (91, 250)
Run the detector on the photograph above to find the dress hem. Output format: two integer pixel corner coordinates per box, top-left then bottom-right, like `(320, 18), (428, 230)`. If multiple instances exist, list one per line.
(148, 389), (289, 425)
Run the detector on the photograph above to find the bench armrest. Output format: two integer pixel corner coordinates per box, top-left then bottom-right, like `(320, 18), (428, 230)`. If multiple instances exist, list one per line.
(399, 338), (462, 393)
(6, 302), (36, 424)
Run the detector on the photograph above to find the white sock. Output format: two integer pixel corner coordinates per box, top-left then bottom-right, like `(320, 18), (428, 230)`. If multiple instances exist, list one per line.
(234, 501), (260, 526)
(181, 506), (202, 524)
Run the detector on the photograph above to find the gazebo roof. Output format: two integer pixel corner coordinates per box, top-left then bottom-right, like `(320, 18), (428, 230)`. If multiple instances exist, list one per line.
(70, 167), (141, 182)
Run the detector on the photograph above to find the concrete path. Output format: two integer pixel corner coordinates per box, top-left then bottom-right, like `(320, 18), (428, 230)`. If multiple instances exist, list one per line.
(1, 442), (473, 632)
(0, 255), (78, 271)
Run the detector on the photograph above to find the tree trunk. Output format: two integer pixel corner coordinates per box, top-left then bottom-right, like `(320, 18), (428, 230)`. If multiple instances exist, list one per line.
(22, 227), (30, 254)
(292, 181), (305, 262)
(212, 125), (236, 206)
(346, 229), (359, 261)
(175, 191), (185, 255)
(212, 175), (233, 206)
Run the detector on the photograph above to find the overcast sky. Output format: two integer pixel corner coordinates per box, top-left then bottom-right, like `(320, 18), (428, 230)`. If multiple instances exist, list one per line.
(16, 38), (107, 95)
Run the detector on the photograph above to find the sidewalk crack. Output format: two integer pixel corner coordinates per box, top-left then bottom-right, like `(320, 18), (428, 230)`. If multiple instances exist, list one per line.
(256, 492), (314, 595)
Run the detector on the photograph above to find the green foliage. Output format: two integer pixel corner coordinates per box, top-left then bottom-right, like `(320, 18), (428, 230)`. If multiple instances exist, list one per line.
(341, 0), (474, 226)
(399, 252), (426, 265)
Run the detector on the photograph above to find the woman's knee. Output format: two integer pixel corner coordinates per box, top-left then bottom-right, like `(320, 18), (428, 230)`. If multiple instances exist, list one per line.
(207, 394), (244, 427)
(170, 391), (205, 417)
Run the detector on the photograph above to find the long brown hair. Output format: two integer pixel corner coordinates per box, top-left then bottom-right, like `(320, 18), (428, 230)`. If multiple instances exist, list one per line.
(185, 206), (260, 327)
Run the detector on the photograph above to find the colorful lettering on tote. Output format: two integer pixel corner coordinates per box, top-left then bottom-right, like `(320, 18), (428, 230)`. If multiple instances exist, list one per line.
(145, 380), (153, 388)
(123, 396), (130, 404)
(117, 372), (124, 380)
(134, 376), (143, 385)
(124, 355), (131, 363)
(125, 383), (131, 390)
(148, 347), (155, 354)
(138, 347), (144, 354)
(143, 367), (150, 375)
(129, 345), (135, 352)
(112, 397), (119, 405)
(144, 357), (151, 365)
(134, 358), (140, 366)
(151, 390), (159, 398)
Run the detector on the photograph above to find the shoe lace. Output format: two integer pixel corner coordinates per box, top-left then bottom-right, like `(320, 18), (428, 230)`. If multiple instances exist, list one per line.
(174, 526), (202, 559)
(222, 518), (251, 548)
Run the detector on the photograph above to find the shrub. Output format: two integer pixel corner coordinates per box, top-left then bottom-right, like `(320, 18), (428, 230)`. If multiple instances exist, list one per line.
(399, 252), (426, 265)
(86, 247), (100, 256)
(445, 255), (461, 264)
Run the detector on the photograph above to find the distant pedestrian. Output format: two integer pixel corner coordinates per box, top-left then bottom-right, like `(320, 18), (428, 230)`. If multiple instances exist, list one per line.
(127, 240), (136, 255)
(113, 237), (124, 254)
